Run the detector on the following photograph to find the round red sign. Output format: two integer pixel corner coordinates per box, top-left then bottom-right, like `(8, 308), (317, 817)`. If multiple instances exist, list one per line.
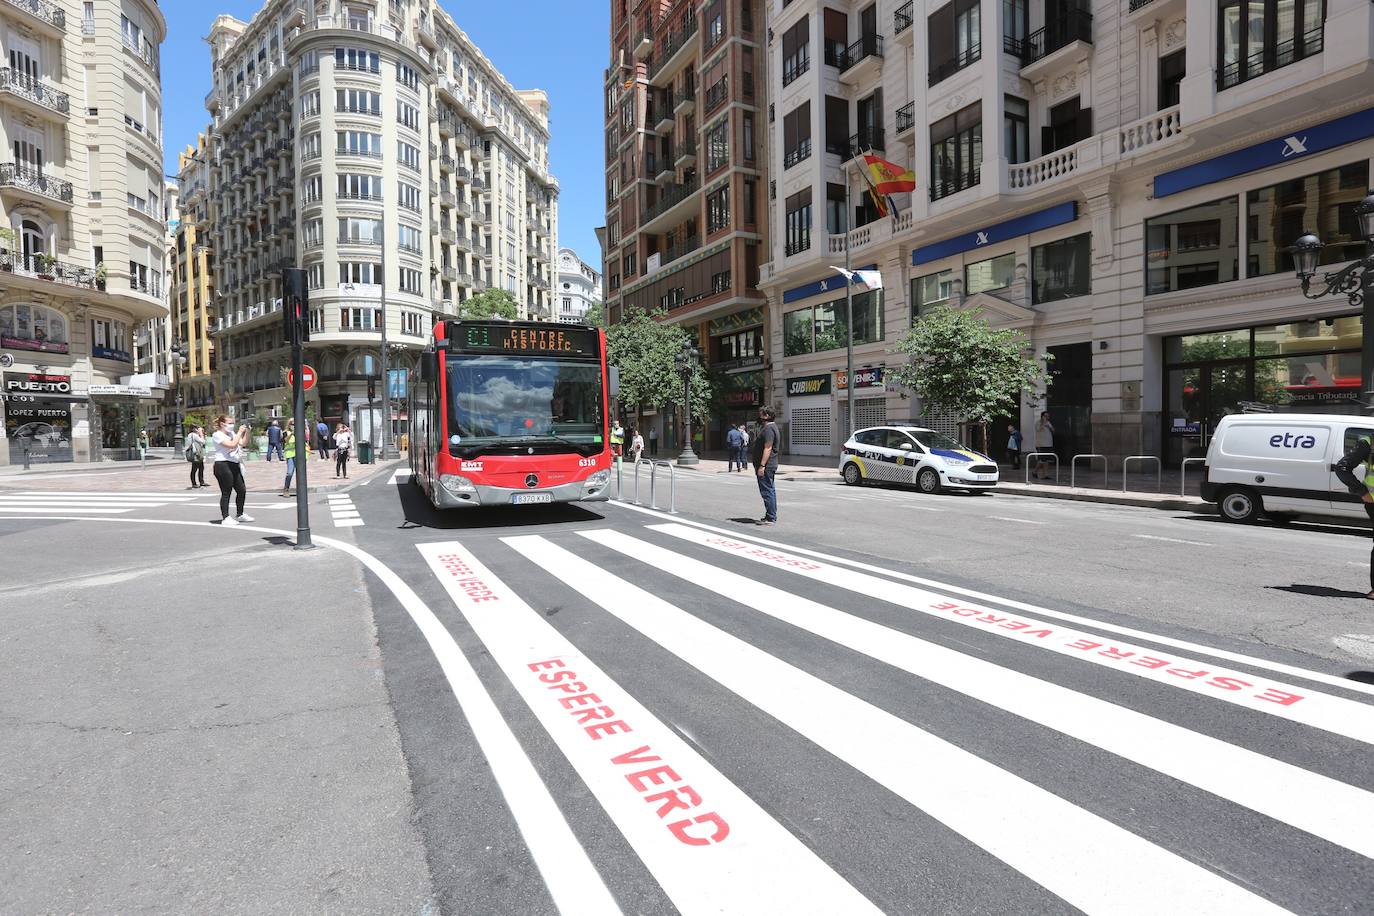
(287, 364), (317, 391)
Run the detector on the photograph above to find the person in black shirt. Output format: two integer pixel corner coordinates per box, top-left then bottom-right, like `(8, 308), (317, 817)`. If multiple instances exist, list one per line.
(751, 406), (780, 525)
(1333, 434), (1374, 598)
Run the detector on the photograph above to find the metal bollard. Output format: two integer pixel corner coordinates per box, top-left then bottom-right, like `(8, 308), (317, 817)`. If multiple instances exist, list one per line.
(633, 458), (654, 505)
(1122, 455), (1162, 493)
(1180, 457), (1206, 497)
(1070, 453), (1107, 489)
(653, 460), (677, 513)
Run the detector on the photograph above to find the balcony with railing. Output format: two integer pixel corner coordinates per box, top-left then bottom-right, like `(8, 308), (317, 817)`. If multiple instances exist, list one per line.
(0, 163), (71, 205)
(674, 140), (697, 169)
(1, 0), (65, 33)
(0, 250), (96, 289)
(784, 137), (812, 169)
(838, 34), (884, 83)
(1217, 24), (1324, 90)
(895, 102), (915, 135)
(894, 1), (914, 36)
(930, 44), (981, 85)
(930, 165), (981, 202)
(0, 68), (68, 117)
(704, 75), (728, 115)
(846, 126), (885, 159)
(650, 15), (698, 84)
(1007, 8), (1093, 73)
(661, 233), (700, 268)
(121, 30), (159, 74)
(1005, 105), (1185, 192)
(641, 176), (700, 226)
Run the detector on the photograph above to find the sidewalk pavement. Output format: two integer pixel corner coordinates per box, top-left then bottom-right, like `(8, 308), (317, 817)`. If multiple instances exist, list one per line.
(0, 452), (403, 493)
(672, 452), (1210, 512)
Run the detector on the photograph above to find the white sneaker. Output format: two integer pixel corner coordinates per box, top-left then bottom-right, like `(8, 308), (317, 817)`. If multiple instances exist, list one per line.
(221, 516), (238, 526)
(236, 514), (255, 523)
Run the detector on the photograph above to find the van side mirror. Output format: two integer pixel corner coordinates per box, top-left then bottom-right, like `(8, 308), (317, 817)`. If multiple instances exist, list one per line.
(420, 350), (437, 382)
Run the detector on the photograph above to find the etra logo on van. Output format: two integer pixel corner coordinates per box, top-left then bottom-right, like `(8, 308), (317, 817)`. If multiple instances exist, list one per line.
(1268, 432), (1318, 449)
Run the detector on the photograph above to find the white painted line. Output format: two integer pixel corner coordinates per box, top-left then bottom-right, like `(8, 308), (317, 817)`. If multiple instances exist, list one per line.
(419, 542), (880, 916)
(1133, 534), (1213, 547)
(611, 500), (1374, 700)
(332, 518), (364, 527)
(389, 469), (412, 484)
(0, 506), (131, 514)
(507, 535), (1288, 916)
(586, 529), (1374, 861)
(0, 514), (623, 914)
(331, 510), (362, 519)
(326, 495), (353, 502)
(988, 516), (1046, 525)
(652, 522), (1374, 743)
(0, 498), (172, 507)
(360, 477), (372, 486)
(12, 492), (197, 499)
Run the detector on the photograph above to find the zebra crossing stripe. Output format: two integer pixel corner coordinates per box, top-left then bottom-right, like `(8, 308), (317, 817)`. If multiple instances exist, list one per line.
(505, 534), (1290, 916)
(650, 522), (1374, 745)
(417, 541), (881, 916)
(0, 506), (132, 513)
(582, 529), (1374, 861)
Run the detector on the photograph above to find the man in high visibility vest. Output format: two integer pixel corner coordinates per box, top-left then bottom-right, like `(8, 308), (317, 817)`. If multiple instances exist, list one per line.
(1334, 434), (1374, 598)
(610, 420), (624, 458)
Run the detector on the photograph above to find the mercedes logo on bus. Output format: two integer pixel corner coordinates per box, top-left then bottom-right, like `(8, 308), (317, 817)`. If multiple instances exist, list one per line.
(525, 473), (539, 489)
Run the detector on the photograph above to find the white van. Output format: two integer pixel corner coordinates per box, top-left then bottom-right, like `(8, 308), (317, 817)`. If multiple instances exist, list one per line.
(1202, 413), (1374, 523)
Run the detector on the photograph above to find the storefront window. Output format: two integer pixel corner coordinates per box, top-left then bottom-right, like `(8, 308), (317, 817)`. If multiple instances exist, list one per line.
(964, 252), (1015, 295)
(911, 270), (952, 323)
(813, 302), (843, 352)
(1144, 196), (1240, 294)
(784, 306), (813, 356)
(1031, 234), (1090, 303)
(1246, 161), (1369, 277)
(1165, 328), (1250, 363)
(0, 304), (68, 352)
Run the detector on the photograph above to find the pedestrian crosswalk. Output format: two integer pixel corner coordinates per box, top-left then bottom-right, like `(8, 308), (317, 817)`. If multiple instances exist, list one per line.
(0, 492), (197, 514)
(326, 493), (363, 527)
(398, 517), (1374, 915)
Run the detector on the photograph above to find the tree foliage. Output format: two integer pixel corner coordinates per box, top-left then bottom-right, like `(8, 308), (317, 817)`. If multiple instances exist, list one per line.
(605, 309), (712, 419)
(461, 288), (520, 320)
(581, 300), (606, 328)
(889, 305), (1048, 424)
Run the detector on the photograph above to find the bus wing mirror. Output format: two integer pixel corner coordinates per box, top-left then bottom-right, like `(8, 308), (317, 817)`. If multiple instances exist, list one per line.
(420, 350), (437, 382)
(609, 365), (620, 398)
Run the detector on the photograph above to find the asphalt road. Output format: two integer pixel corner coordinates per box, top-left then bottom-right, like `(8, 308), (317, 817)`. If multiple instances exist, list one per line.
(4, 463), (1374, 914)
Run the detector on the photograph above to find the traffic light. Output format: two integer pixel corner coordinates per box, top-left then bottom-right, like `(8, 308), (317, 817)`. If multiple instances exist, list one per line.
(367, 377), (376, 401)
(282, 268), (310, 345)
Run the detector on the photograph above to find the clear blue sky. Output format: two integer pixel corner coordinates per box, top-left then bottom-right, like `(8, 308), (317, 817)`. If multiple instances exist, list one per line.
(162, 1), (609, 265)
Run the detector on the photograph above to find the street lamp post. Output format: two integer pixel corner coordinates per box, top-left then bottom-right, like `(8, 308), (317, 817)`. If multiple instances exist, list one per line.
(1291, 190), (1374, 414)
(674, 337), (701, 465)
(170, 339), (188, 447)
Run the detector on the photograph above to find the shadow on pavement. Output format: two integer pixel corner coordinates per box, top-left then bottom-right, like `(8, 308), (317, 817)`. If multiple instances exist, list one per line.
(1346, 671), (1374, 684)
(1265, 584), (1371, 599)
(1179, 515), (1370, 538)
(393, 478), (607, 530)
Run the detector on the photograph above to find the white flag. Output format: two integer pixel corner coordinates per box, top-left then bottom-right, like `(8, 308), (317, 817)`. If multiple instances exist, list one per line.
(829, 266), (884, 290)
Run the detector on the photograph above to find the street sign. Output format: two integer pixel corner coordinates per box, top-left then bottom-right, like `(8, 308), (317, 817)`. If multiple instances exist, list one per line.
(288, 364), (317, 391)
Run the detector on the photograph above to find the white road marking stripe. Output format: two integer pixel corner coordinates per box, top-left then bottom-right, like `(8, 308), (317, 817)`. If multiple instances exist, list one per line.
(653, 522), (1374, 743)
(331, 511), (361, 519)
(507, 535), (1288, 916)
(360, 477), (372, 486)
(586, 529), (1374, 860)
(326, 495), (353, 502)
(11, 492), (197, 499)
(612, 500), (1374, 700)
(419, 542), (880, 916)
(988, 516), (1046, 525)
(1133, 534), (1213, 546)
(0, 506), (131, 514)
(332, 518), (364, 527)
(0, 498), (174, 506)
(389, 469), (412, 484)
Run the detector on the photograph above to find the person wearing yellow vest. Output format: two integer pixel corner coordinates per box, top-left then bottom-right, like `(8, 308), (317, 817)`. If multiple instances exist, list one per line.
(281, 419), (308, 497)
(610, 420), (624, 458)
(1334, 434), (1374, 598)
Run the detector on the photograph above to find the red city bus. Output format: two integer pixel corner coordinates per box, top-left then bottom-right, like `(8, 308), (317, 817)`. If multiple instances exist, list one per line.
(408, 319), (613, 508)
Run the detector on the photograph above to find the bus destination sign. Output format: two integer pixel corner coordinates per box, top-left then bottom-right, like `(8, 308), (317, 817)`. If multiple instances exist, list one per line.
(462, 324), (599, 357)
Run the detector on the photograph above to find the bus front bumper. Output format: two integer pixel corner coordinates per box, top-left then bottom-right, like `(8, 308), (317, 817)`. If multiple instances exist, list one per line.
(435, 473), (612, 508)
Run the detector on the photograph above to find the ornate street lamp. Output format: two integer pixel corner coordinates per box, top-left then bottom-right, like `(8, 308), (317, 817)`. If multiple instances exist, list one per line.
(674, 336), (701, 465)
(1292, 189), (1374, 414)
(171, 339), (189, 446)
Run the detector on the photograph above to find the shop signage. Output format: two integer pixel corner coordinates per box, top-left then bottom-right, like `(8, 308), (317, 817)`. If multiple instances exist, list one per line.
(1154, 106), (1374, 198)
(4, 397), (73, 463)
(912, 202), (1078, 266)
(89, 384), (153, 398)
(92, 345), (132, 363)
(709, 307), (765, 336)
(714, 355), (765, 371)
(783, 265), (879, 304)
(1287, 387), (1362, 404)
(2, 335), (69, 354)
(725, 388), (763, 407)
(4, 372), (73, 397)
(787, 374), (831, 397)
(836, 367), (884, 391)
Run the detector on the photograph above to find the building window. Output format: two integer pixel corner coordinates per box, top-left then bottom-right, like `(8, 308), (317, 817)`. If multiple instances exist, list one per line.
(826, 183), (847, 234)
(623, 251), (637, 277)
(340, 306), (382, 330)
(400, 267), (422, 294)
(743, 177), (757, 225)
(302, 175), (322, 202)
(707, 185), (730, 233)
(397, 100), (420, 131)
(929, 0), (982, 85)
(301, 91), (321, 118)
(336, 130), (382, 157)
(781, 15), (810, 86)
(303, 218), (325, 248)
(706, 119), (729, 172)
(785, 306), (814, 356)
(711, 271), (732, 295)
(783, 102), (812, 169)
(397, 224), (422, 253)
(1004, 96), (1030, 164)
(337, 173), (384, 200)
(1144, 196), (1241, 294)
(397, 140), (421, 171)
(339, 262), (382, 285)
(964, 252), (1016, 294)
(743, 112), (755, 162)
(401, 311), (426, 336)
(307, 263), (324, 289)
(396, 61), (419, 91)
(1003, 0), (1028, 50)
(335, 89), (381, 114)
(334, 48), (380, 72)
(1031, 233), (1091, 303)
(930, 102), (981, 200)
(0, 304), (68, 349)
(1043, 97), (1092, 155)
(1246, 161), (1369, 278)
(705, 0), (725, 48)
(398, 182), (422, 212)
(910, 270), (953, 323)
(338, 217), (381, 243)
(1218, 0), (1324, 90)
(784, 188), (812, 256)
(825, 95), (849, 156)
(1159, 50), (1185, 109)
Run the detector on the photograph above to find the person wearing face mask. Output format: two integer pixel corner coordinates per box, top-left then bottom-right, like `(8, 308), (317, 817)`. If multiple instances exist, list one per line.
(211, 414), (254, 526)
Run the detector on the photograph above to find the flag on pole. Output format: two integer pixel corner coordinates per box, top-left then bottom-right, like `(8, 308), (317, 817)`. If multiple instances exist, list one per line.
(863, 154), (917, 195)
(829, 266), (884, 290)
(854, 161), (889, 218)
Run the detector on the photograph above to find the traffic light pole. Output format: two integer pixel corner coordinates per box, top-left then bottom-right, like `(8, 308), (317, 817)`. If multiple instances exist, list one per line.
(284, 268), (314, 550)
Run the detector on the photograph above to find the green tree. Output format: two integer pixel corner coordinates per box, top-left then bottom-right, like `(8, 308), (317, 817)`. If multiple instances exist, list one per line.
(889, 305), (1049, 425)
(582, 300), (606, 328)
(605, 309), (712, 419)
(461, 288), (520, 320)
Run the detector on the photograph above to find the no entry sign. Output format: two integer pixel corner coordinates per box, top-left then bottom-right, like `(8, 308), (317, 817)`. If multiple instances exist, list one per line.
(288, 364), (317, 391)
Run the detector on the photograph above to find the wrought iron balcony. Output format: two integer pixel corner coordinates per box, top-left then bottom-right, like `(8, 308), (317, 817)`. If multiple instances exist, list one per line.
(0, 163), (72, 203)
(2, 0), (64, 31)
(0, 68), (68, 115)
(930, 44), (981, 85)
(0, 250), (96, 288)
(894, 1), (914, 34)
(1009, 8), (1093, 65)
(846, 126), (885, 159)
(896, 101), (915, 134)
(930, 166), (981, 201)
(838, 34), (884, 73)
(649, 15), (698, 81)
(784, 138), (812, 169)
(642, 176), (700, 224)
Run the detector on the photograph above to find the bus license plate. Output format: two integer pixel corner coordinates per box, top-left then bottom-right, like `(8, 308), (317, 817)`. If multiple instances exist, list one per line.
(511, 492), (553, 505)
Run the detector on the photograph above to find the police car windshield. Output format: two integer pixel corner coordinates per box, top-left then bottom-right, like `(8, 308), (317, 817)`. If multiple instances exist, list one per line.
(908, 430), (966, 451)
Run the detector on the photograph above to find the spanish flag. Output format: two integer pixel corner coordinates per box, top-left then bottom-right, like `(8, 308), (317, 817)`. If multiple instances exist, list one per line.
(863, 154), (917, 196)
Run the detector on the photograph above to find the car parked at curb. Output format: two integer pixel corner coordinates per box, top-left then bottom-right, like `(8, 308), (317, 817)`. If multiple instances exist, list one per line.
(839, 425), (999, 494)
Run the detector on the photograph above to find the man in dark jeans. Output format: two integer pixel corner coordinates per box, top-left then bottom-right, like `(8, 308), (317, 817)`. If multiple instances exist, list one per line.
(1333, 433), (1374, 599)
(751, 406), (780, 525)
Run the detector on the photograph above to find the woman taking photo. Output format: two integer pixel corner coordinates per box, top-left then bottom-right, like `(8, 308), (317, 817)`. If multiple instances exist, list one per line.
(333, 422), (354, 478)
(211, 415), (254, 526)
(185, 425), (207, 489)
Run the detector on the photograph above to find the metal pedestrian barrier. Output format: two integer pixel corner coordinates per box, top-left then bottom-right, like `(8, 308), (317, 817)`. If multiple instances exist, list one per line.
(1023, 452), (1059, 485)
(1122, 455), (1162, 493)
(1180, 456), (1207, 497)
(633, 457), (654, 505)
(1070, 453), (1108, 489)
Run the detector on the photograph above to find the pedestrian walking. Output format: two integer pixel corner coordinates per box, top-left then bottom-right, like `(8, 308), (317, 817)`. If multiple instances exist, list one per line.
(738, 423), (751, 470)
(630, 428), (644, 463)
(726, 423), (744, 472)
(1334, 434), (1374, 599)
(1006, 424), (1023, 470)
(1033, 411), (1055, 480)
(648, 426), (659, 456)
(281, 420), (304, 496)
(184, 425), (207, 489)
(751, 406), (780, 525)
(316, 419), (331, 460)
(333, 422), (354, 478)
(210, 414), (254, 526)
(265, 419), (283, 461)
(611, 420), (624, 458)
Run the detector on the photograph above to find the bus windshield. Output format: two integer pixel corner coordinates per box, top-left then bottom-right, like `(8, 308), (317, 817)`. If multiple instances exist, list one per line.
(447, 355), (603, 455)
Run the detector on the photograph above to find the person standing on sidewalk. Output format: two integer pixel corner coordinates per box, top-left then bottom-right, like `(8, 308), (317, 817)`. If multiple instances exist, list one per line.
(1333, 435), (1374, 599)
(265, 419), (283, 461)
(1006, 424), (1023, 470)
(738, 423), (751, 469)
(281, 420), (304, 496)
(1033, 411), (1055, 480)
(726, 424), (744, 472)
(316, 419), (331, 460)
(333, 423), (354, 478)
(630, 428), (644, 463)
(648, 426), (659, 456)
(211, 415), (254, 526)
(751, 406), (780, 525)
(610, 420), (624, 459)
(185, 426), (207, 489)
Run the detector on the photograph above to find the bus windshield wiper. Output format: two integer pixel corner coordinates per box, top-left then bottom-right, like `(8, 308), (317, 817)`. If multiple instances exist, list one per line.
(514, 433), (587, 452)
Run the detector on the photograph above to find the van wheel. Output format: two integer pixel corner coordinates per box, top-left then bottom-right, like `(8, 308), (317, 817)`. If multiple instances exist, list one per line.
(1218, 487), (1262, 523)
(917, 467), (942, 494)
(842, 463), (863, 486)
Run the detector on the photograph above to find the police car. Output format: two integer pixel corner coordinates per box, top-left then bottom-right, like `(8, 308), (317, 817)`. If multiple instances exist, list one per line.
(839, 425), (1000, 493)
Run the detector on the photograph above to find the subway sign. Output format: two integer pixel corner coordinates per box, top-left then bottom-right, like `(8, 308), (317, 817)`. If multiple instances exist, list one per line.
(787, 374), (831, 397)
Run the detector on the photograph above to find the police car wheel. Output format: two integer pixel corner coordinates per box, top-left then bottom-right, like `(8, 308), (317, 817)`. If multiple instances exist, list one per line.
(917, 467), (942, 494)
(1218, 486), (1261, 523)
(842, 463), (863, 486)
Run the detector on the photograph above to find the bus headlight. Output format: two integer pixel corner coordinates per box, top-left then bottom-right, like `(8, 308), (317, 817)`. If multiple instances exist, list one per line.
(583, 470), (611, 492)
(439, 473), (477, 494)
